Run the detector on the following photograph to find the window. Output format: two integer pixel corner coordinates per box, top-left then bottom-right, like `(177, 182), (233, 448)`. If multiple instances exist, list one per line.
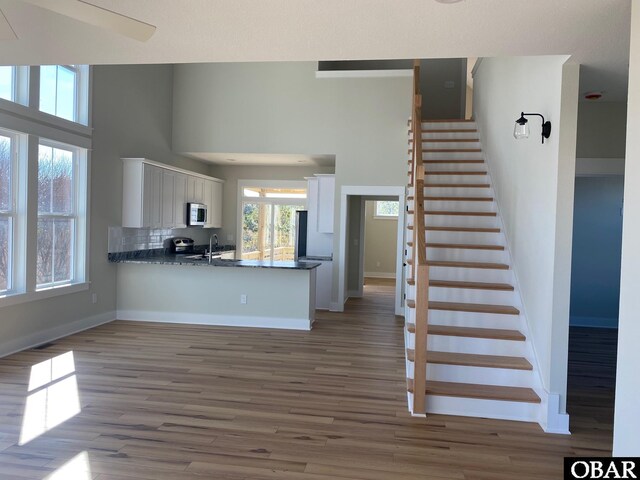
(375, 200), (399, 218)
(36, 141), (87, 290)
(0, 131), (15, 293)
(239, 184), (307, 261)
(39, 65), (88, 124)
(0, 66), (15, 102)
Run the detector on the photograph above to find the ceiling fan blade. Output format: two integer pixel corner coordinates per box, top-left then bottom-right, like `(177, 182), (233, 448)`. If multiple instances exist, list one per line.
(0, 8), (18, 40)
(20, 0), (156, 41)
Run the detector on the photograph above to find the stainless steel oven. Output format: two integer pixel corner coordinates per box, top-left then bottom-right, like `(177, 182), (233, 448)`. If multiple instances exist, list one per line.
(187, 203), (207, 226)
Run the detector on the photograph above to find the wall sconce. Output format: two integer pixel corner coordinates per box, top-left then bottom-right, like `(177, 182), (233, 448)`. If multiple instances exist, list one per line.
(514, 112), (552, 144)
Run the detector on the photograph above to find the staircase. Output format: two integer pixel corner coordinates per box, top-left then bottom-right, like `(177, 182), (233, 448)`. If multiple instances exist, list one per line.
(404, 62), (544, 425)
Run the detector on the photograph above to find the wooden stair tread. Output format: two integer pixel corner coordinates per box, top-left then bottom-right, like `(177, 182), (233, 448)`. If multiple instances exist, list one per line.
(422, 129), (478, 133)
(421, 139), (480, 142)
(407, 241), (503, 251)
(428, 324), (525, 341)
(431, 301), (520, 315)
(424, 183), (490, 188)
(426, 226), (501, 233)
(427, 260), (509, 269)
(426, 171), (487, 175)
(406, 349), (532, 370)
(407, 379), (541, 404)
(406, 279), (514, 291)
(408, 196), (493, 201)
(425, 210), (497, 216)
(405, 299), (519, 315)
(408, 160), (485, 165)
(424, 149), (482, 153)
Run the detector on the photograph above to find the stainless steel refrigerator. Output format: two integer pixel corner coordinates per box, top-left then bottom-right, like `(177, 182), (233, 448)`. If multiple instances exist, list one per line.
(294, 210), (308, 260)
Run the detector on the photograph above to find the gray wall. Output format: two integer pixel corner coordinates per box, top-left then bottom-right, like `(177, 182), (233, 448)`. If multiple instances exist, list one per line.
(364, 201), (398, 276)
(0, 64), (211, 356)
(172, 61), (412, 305)
(577, 102), (627, 158)
(420, 58), (466, 120)
(207, 164), (334, 246)
(570, 176), (624, 327)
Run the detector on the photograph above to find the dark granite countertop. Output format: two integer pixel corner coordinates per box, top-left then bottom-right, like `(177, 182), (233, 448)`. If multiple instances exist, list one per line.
(108, 250), (320, 270)
(298, 255), (333, 261)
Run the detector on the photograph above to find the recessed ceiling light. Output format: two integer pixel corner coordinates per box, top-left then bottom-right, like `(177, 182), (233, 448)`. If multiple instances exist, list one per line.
(226, 158), (236, 162)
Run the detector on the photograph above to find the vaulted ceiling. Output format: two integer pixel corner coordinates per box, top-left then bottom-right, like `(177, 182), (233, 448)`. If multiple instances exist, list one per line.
(0, 0), (632, 101)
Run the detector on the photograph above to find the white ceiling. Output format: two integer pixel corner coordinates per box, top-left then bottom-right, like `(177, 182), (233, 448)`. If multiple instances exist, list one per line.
(0, 0), (632, 101)
(184, 152), (336, 168)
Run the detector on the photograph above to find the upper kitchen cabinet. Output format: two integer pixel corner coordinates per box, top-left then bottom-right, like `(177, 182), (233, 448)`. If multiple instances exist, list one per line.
(316, 174), (335, 233)
(122, 158), (224, 229)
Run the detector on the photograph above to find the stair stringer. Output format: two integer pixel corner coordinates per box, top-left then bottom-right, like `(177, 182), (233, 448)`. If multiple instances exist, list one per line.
(474, 118), (571, 435)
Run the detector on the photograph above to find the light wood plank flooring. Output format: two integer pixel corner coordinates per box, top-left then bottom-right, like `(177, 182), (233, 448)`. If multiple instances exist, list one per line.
(0, 282), (614, 479)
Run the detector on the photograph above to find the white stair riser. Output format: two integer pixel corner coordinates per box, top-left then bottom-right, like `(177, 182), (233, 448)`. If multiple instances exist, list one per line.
(425, 200), (496, 212)
(426, 247), (507, 264)
(427, 231), (502, 245)
(420, 141), (481, 150)
(424, 163), (487, 172)
(421, 122), (478, 130)
(424, 173), (488, 183)
(428, 309), (521, 330)
(427, 335), (526, 357)
(426, 364), (534, 387)
(425, 214), (499, 229)
(418, 131), (479, 140)
(426, 395), (539, 423)
(429, 265), (512, 284)
(423, 152), (484, 161)
(424, 186), (494, 197)
(429, 286), (515, 305)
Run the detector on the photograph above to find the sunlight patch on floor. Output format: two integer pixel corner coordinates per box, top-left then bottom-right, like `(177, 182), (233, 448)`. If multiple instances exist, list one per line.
(45, 451), (91, 480)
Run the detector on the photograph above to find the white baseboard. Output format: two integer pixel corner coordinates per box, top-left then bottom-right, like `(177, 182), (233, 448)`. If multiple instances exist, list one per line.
(570, 315), (618, 328)
(347, 290), (362, 298)
(117, 310), (312, 331)
(364, 272), (396, 279)
(0, 310), (116, 359)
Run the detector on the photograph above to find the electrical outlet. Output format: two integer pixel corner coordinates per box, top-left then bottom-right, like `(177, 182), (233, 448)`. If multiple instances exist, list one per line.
(240, 294), (247, 304)
(91, 293), (98, 304)
(227, 234), (234, 242)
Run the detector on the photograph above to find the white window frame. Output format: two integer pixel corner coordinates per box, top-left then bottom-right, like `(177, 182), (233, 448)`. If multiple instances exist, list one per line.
(0, 129), (18, 294)
(35, 139), (88, 292)
(374, 200), (399, 219)
(0, 66), (30, 107)
(237, 180), (307, 260)
(38, 65), (89, 126)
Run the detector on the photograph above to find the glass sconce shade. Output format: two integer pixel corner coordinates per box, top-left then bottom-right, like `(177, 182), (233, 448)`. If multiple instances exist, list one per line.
(514, 114), (529, 139)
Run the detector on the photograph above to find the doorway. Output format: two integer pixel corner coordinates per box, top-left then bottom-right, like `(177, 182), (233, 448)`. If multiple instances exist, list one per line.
(338, 186), (406, 316)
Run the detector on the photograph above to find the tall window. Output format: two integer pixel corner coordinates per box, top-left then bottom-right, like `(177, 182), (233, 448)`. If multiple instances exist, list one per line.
(0, 66), (15, 102)
(37, 142), (86, 289)
(0, 131), (15, 293)
(40, 65), (83, 123)
(240, 185), (306, 261)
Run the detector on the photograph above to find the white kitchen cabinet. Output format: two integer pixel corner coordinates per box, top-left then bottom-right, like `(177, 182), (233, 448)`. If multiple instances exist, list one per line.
(316, 174), (335, 233)
(122, 158), (223, 229)
(143, 164), (163, 228)
(205, 180), (223, 228)
(300, 260), (332, 310)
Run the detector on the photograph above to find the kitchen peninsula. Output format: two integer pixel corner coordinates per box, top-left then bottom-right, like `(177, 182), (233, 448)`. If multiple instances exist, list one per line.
(111, 252), (320, 330)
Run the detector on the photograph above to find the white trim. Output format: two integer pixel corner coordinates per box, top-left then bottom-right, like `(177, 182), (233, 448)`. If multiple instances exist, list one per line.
(338, 185), (406, 316)
(346, 289), (361, 298)
(542, 392), (571, 434)
(0, 309), (115, 359)
(0, 282), (89, 308)
(315, 70), (412, 79)
(121, 158), (224, 183)
(471, 57), (484, 78)
(117, 310), (312, 331)
(364, 272), (396, 279)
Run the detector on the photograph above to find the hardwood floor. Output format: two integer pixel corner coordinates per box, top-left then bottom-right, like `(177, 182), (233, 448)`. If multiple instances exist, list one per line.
(0, 284), (614, 479)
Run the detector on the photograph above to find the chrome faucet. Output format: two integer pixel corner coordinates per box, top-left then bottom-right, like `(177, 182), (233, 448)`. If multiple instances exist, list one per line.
(208, 233), (219, 264)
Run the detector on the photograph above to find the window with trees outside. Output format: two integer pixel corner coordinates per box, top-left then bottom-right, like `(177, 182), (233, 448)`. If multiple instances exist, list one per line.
(240, 184), (307, 261)
(37, 142), (86, 289)
(0, 66), (15, 102)
(0, 131), (15, 293)
(375, 200), (399, 218)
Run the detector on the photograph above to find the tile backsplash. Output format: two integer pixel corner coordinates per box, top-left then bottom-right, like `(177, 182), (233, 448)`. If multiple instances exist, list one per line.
(108, 226), (217, 253)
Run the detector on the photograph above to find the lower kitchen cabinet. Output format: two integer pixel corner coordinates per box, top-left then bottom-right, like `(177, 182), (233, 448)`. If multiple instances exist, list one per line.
(300, 259), (332, 310)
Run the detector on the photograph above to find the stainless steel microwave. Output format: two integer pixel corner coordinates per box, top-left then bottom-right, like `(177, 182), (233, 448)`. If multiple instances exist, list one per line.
(187, 203), (207, 226)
